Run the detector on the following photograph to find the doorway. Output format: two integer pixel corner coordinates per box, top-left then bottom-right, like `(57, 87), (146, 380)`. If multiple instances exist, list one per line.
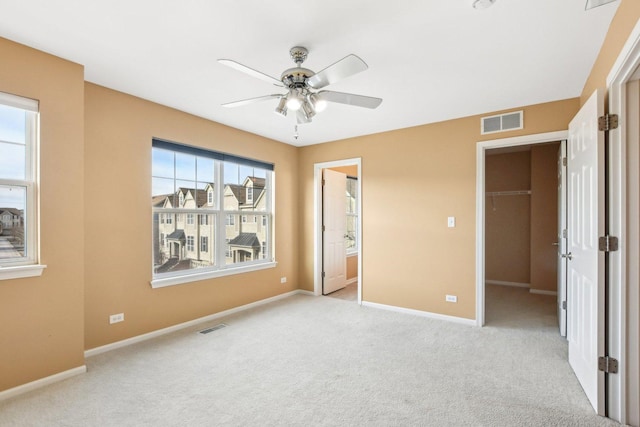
(313, 158), (362, 304)
(484, 142), (562, 327)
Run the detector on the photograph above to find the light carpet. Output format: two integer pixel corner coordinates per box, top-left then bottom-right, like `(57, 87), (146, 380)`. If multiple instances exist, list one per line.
(0, 286), (621, 426)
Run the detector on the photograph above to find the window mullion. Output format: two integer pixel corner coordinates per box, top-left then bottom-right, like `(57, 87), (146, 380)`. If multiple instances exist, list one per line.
(215, 159), (225, 267)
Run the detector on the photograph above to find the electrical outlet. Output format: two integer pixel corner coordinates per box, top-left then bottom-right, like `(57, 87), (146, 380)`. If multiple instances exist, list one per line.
(280, 276), (287, 284)
(447, 216), (456, 228)
(109, 313), (124, 324)
(445, 295), (457, 303)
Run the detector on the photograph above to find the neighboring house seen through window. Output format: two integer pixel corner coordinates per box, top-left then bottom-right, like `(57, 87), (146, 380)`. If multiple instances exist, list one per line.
(152, 138), (274, 287)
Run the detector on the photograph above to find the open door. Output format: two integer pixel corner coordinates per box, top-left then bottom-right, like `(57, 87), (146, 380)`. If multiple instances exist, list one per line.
(322, 169), (347, 294)
(557, 140), (568, 337)
(566, 89), (605, 414)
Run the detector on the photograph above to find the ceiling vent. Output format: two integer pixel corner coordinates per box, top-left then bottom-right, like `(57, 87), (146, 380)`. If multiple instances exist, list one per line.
(481, 111), (523, 135)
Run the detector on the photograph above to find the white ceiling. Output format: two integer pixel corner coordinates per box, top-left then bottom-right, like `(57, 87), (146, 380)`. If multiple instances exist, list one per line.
(0, 0), (620, 146)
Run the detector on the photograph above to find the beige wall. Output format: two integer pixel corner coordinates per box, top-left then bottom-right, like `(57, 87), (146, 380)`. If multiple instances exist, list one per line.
(485, 151), (531, 284)
(84, 83), (299, 349)
(347, 254), (358, 281)
(581, 0), (640, 104)
(0, 38), (85, 391)
(298, 99), (580, 319)
(530, 144), (560, 293)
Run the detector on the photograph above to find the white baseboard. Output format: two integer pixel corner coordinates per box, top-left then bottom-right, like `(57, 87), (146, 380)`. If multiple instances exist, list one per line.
(0, 365), (86, 402)
(346, 277), (358, 285)
(530, 289), (557, 296)
(85, 290), (308, 358)
(485, 280), (530, 288)
(361, 301), (476, 326)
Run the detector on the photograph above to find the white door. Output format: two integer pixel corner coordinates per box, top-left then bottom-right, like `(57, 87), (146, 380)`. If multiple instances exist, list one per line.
(567, 89), (605, 414)
(557, 140), (568, 337)
(323, 169), (347, 294)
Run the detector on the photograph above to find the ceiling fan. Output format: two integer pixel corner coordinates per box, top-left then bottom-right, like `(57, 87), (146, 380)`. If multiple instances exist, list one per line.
(218, 47), (382, 124)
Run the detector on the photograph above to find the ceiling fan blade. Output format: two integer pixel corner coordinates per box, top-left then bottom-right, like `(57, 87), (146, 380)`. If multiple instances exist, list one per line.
(222, 94), (282, 108)
(319, 90), (382, 109)
(218, 59), (284, 87)
(307, 54), (368, 89)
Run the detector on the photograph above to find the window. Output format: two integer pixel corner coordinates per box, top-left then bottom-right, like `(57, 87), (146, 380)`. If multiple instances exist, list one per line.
(152, 138), (274, 287)
(0, 92), (43, 279)
(160, 233), (165, 246)
(246, 187), (253, 203)
(346, 176), (358, 253)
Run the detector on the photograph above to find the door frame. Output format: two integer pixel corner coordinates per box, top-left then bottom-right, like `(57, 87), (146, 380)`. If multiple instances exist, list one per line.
(475, 130), (568, 327)
(604, 17), (640, 425)
(313, 158), (362, 304)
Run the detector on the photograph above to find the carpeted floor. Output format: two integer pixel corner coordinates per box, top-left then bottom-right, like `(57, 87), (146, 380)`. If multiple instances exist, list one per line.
(0, 285), (620, 426)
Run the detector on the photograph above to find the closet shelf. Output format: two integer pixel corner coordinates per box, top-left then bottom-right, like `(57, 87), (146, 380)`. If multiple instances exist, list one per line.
(486, 190), (531, 196)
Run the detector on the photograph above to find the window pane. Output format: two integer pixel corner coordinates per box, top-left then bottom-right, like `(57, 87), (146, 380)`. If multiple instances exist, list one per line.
(346, 215), (357, 250)
(175, 153), (195, 181)
(0, 185), (26, 259)
(0, 104), (26, 144)
(0, 141), (26, 180)
(151, 148), (174, 179)
(152, 177), (175, 207)
(153, 212), (216, 274)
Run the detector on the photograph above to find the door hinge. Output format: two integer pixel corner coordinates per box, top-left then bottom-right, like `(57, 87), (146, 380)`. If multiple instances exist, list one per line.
(598, 114), (619, 132)
(562, 300), (567, 310)
(322, 179), (325, 186)
(322, 271), (325, 278)
(562, 229), (567, 239)
(322, 225), (326, 232)
(598, 356), (619, 374)
(599, 235), (619, 252)
(562, 157), (567, 167)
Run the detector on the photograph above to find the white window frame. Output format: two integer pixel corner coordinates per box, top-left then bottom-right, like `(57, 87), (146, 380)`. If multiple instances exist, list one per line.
(0, 92), (46, 280)
(186, 213), (194, 225)
(151, 139), (275, 288)
(246, 187), (253, 203)
(346, 176), (359, 255)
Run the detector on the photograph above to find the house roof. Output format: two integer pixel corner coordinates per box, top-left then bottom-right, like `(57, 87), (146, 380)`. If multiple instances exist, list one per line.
(0, 1), (620, 146)
(0, 208), (22, 216)
(229, 233), (260, 248)
(166, 229), (185, 241)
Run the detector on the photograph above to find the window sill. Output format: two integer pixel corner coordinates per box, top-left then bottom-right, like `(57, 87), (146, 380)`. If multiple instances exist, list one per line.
(346, 251), (359, 258)
(0, 264), (47, 281)
(150, 261), (277, 289)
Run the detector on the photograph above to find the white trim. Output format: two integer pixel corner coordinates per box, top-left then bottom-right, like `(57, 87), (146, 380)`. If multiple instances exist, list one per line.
(0, 365), (86, 402)
(476, 130), (568, 327)
(0, 90), (38, 111)
(313, 158), (362, 304)
(85, 289), (307, 357)
(346, 277), (358, 285)
(530, 289), (557, 296)
(150, 261), (276, 288)
(362, 301), (476, 326)
(0, 264), (46, 281)
(485, 280), (530, 288)
(604, 18), (640, 425)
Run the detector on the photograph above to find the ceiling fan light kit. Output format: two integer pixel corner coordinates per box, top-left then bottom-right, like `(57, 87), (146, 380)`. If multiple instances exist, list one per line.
(219, 46), (382, 126)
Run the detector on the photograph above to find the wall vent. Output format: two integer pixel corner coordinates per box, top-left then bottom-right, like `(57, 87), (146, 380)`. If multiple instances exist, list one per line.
(481, 111), (523, 135)
(199, 323), (228, 334)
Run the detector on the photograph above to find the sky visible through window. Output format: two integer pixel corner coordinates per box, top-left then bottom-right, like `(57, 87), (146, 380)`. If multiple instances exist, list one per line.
(151, 148), (267, 198)
(0, 104), (27, 210)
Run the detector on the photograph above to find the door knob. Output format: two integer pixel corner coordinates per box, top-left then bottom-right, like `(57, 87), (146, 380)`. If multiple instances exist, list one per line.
(561, 252), (573, 260)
